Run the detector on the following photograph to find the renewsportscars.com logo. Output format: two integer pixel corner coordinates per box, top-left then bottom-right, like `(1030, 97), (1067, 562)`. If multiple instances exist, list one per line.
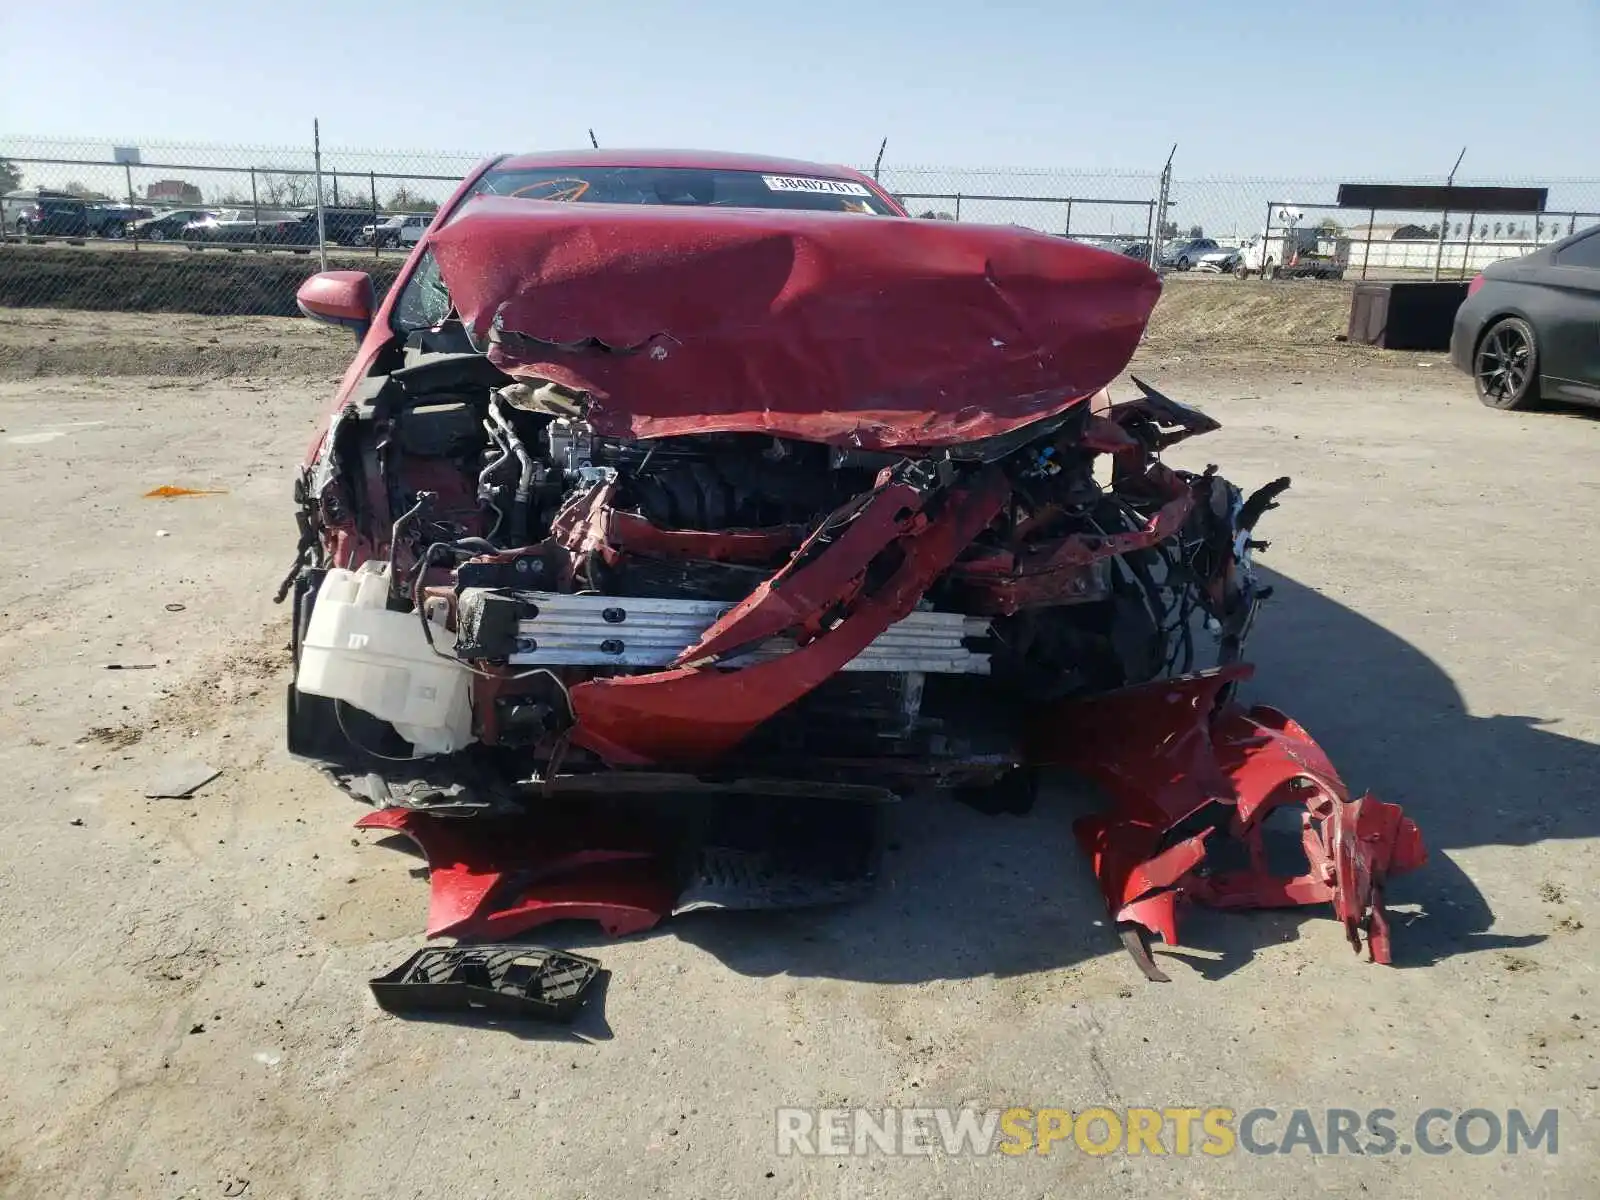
(776, 1106), (1560, 1158)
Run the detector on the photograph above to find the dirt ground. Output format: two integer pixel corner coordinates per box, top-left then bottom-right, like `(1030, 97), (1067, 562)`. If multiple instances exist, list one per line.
(0, 308), (1597, 1200)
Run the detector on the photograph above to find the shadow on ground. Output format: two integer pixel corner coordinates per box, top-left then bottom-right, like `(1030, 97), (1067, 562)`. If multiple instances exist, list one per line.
(1538, 397), (1600, 423)
(674, 565), (1597, 984)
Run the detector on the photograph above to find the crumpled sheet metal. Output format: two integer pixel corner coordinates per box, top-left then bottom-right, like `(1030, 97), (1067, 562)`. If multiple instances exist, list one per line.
(356, 788), (887, 942)
(429, 197), (1162, 450)
(566, 465), (1012, 765)
(1028, 665), (1426, 980)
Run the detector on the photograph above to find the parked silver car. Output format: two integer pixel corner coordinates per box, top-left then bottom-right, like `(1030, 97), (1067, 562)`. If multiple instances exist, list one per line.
(1158, 237), (1220, 270)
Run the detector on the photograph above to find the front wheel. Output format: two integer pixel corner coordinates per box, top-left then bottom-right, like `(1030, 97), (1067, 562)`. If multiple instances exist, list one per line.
(1176, 256), (1191, 271)
(1474, 317), (1540, 410)
(1264, 259), (1278, 280)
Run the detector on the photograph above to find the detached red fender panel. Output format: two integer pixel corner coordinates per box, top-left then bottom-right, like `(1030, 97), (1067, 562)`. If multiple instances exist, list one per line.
(430, 197), (1161, 449)
(1028, 666), (1427, 980)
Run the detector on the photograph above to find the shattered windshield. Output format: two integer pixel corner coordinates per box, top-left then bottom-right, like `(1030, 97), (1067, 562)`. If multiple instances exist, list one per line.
(393, 249), (451, 332)
(471, 165), (896, 215)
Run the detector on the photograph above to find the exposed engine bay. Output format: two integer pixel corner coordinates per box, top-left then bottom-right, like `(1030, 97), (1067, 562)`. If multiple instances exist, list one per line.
(280, 198), (1424, 979)
(291, 344), (1271, 769)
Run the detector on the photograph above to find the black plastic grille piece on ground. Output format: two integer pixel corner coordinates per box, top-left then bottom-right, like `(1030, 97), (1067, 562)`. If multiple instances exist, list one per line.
(370, 945), (602, 1021)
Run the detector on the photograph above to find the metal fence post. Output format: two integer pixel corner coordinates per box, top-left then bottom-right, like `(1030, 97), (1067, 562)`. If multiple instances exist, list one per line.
(250, 167), (261, 241)
(370, 171), (379, 260)
(1461, 212), (1476, 279)
(313, 118), (328, 272)
(1361, 206), (1374, 279)
(1149, 147), (1175, 270)
(954, 193), (962, 221)
(125, 162), (137, 251)
(1150, 170), (1169, 269)
(1262, 202), (1274, 277)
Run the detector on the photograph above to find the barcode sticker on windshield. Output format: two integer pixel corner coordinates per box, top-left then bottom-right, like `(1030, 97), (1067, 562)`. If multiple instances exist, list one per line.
(762, 175), (872, 197)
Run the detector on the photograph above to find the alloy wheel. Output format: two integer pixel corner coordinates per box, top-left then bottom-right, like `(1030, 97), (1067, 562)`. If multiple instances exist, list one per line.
(1475, 324), (1531, 404)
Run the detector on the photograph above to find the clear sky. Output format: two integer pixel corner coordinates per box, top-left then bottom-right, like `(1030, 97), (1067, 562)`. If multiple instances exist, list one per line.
(2, 0), (1595, 178)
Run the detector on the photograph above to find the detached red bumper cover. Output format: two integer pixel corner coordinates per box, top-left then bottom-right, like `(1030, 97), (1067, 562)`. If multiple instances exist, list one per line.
(1029, 665), (1426, 980)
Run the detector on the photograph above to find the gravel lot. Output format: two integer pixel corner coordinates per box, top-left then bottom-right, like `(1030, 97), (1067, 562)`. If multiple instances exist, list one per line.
(0, 314), (1596, 1199)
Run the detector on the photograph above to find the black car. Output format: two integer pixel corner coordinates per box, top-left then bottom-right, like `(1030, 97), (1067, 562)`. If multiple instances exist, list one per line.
(128, 208), (215, 240)
(85, 203), (153, 237)
(1451, 224), (1600, 410)
(183, 210), (318, 249)
(6, 191), (90, 236)
(319, 207), (385, 246)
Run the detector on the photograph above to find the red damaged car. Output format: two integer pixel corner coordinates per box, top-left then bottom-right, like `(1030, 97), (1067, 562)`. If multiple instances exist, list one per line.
(283, 149), (1423, 980)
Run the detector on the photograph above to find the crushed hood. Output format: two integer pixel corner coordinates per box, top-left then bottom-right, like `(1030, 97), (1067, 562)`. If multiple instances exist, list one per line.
(430, 197), (1162, 450)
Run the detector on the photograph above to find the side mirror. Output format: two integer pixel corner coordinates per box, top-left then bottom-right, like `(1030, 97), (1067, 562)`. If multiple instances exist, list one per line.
(296, 270), (374, 341)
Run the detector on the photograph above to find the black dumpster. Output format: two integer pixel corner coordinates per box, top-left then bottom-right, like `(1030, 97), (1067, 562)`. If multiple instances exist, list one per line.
(1347, 281), (1469, 351)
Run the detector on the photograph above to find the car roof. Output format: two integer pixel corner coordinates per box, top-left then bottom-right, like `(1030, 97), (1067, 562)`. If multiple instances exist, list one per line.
(1486, 221), (1600, 275)
(493, 148), (876, 186)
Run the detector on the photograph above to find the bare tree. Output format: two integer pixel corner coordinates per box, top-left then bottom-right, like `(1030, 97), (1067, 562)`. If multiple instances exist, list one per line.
(1187, 223), (1204, 238)
(384, 186), (439, 214)
(0, 157), (21, 194)
(61, 179), (112, 200)
(256, 168), (317, 209)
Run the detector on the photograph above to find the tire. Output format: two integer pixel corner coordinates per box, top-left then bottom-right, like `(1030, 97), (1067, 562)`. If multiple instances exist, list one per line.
(1235, 264), (1249, 280)
(1474, 317), (1541, 411)
(149, 228), (166, 241)
(1177, 256), (1191, 271)
(1264, 259), (1278, 280)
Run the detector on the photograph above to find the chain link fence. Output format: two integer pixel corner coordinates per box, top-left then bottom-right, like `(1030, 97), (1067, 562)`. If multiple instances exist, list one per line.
(3, 134), (1599, 315)
(1171, 174), (1600, 282)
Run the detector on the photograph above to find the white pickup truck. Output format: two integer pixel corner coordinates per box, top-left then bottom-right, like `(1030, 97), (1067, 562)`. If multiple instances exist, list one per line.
(1236, 212), (1349, 280)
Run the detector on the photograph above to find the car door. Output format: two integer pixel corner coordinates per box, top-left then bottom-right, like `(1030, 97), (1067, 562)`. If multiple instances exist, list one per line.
(1524, 229), (1600, 400)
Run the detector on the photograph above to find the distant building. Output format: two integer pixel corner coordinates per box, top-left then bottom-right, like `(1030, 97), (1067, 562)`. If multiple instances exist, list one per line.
(146, 179), (203, 204)
(1344, 222), (1433, 241)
